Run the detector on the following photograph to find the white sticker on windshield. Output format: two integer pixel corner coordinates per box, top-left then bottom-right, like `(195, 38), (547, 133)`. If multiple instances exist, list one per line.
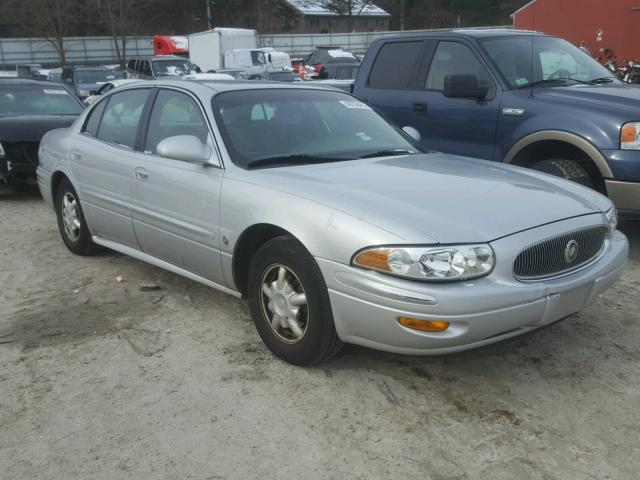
(43, 89), (69, 95)
(339, 100), (371, 110)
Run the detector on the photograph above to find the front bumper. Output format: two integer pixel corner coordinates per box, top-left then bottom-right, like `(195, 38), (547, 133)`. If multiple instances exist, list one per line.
(317, 216), (629, 355)
(605, 179), (640, 215)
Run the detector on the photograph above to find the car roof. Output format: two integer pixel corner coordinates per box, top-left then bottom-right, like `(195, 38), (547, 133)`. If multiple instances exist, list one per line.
(0, 78), (68, 86)
(375, 27), (545, 42)
(126, 79), (345, 95)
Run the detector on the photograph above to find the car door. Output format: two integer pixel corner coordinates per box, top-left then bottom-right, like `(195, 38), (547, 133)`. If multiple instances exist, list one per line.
(356, 39), (430, 130)
(68, 88), (152, 248)
(130, 87), (225, 284)
(413, 39), (501, 159)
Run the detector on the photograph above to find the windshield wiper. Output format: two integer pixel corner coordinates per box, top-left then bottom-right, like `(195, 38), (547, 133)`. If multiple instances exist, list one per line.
(246, 154), (350, 169)
(357, 149), (417, 159)
(518, 78), (571, 89)
(586, 77), (616, 84)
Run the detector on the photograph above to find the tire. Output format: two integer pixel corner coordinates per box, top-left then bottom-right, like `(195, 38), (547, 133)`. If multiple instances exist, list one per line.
(531, 158), (594, 188)
(55, 178), (102, 256)
(247, 235), (343, 366)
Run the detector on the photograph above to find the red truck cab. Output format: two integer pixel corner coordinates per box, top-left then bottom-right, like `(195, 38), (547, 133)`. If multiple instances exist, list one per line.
(153, 36), (189, 57)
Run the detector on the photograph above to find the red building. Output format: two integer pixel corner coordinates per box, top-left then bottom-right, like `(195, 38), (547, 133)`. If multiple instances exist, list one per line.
(513, 0), (640, 61)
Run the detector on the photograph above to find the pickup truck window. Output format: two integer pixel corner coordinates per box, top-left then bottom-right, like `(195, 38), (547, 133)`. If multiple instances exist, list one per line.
(368, 41), (423, 89)
(481, 36), (617, 88)
(425, 41), (492, 92)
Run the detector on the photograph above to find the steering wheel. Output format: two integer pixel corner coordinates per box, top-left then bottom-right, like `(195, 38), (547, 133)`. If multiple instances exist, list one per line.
(547, 69), (572, 80)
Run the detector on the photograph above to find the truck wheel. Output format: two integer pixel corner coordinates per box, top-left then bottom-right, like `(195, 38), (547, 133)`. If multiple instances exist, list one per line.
(531, 159), (594, 188)
(247, 236), (343, 366)
(55, 178), (102, 256)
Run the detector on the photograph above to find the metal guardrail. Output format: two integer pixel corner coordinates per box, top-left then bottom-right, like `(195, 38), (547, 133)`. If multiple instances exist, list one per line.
(0, 27), (510, 67)
(0, 36), (154, 68)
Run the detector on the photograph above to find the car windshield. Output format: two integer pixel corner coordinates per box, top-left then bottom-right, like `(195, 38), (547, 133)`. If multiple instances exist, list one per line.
(212, 89), (422, 169)
(0, 85), (83, 116)
(481, 35), (619, 88)
(76, 69), (115, 83)
(152, 60), (198, 76)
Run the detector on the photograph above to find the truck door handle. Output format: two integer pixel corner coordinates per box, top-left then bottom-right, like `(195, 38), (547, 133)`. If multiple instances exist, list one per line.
(70, 150), (82, 161)
(135, 167), (149, 180)
(412, 102), (427, 113)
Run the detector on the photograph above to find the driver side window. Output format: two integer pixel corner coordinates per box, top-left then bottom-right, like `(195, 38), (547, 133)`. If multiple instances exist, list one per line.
(426, 41), (492, 92)
(144, 89), (210, 155)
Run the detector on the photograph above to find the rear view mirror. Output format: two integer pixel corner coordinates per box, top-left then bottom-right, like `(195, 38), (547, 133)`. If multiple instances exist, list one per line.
(443, 74), (489, 100)
(402, 126), (422, 142)
(156, 135), (212, 164)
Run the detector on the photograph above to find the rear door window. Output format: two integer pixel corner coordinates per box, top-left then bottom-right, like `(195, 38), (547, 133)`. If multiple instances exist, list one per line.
(82, 98), (108, 137)
(96, 89), (150, 149)
(368, 41), (424, 89)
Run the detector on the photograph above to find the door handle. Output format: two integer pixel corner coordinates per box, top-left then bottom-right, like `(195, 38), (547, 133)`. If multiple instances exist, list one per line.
(70, 150), (82, 161)
(135, 167), (149, 180)
(412, 102), (427, 114)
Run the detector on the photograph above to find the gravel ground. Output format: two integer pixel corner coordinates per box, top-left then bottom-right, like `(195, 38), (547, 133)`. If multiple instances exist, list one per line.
(1, 188), (639, 480)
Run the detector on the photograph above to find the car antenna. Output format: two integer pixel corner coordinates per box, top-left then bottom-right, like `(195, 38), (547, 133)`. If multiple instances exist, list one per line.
(529, 1), (536, 98)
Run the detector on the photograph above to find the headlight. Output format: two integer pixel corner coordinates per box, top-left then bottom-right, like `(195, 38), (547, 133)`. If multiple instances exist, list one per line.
(606, 207), (618, 237)
(352, 244), (495, 282)
(621, 122), (640, 150)
(78, 89), (90, 97)
(0, 141), (4, 158)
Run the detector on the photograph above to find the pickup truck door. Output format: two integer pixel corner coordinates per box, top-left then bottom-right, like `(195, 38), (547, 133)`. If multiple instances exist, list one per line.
(130, 87), (226, 285)
(355, 39), (431, 130)
(412, 39), (501, 160)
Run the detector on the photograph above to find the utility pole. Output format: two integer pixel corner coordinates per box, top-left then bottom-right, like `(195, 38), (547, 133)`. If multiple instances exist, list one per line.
(206, 0), (213, 30)
(400, 0), (405, 31)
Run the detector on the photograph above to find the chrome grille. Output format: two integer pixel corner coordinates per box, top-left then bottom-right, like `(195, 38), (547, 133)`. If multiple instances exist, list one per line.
(513, 226), (608, 281)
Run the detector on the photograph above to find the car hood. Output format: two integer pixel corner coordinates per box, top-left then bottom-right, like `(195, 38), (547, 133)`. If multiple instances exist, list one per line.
(248, 153), (611, 243)
(535, 83), (640, 112)
(0, 115), (78, 143)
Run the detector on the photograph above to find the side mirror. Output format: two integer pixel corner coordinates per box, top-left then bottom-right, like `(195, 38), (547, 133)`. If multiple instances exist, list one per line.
(156, 135), (212, 164)
(402, 126), (422, 142)
(268, 54), (272, 63)
(443, 74), (489, 100)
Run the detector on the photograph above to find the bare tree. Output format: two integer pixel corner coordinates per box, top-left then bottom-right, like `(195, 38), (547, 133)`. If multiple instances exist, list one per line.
(95, 0), (154, 68)
(300, 0), (374, 31)
(4, 0), (86, 65)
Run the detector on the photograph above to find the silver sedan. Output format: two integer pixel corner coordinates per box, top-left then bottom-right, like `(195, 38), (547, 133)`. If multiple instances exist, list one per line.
(37, 80), (628, 365)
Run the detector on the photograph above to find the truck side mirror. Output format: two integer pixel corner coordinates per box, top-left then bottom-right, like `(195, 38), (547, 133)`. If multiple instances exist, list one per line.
(268, 54), (272, 63)
(443, 74), (489, 100)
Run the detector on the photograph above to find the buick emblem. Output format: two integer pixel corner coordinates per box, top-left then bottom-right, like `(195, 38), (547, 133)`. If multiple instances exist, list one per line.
(564, 239), (579, 264)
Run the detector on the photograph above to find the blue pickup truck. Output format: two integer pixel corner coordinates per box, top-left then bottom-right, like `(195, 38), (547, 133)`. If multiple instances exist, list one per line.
(350, 29), (640, 216)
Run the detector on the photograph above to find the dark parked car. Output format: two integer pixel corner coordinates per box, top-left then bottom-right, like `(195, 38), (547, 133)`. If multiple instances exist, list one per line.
(351, 29), (640, 216)
(0, 79), (84, 187)
(61, 65), (116, 99)
(127, 56), (199, 80)
(303, 48), (360, 80)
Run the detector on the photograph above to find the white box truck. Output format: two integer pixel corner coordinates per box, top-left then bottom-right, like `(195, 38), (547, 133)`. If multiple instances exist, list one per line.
(188, 28), (292, 74)
(188, 28), (258, 72)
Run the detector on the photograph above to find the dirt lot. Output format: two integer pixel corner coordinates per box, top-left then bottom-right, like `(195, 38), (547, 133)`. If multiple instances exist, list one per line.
(1, 189), (639, 480)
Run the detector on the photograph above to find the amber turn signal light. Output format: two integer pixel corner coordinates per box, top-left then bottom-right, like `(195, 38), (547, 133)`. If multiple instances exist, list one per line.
(353, 249), (391, 272)
(621, 124), (637, 143)
(398, 317), (449, 332)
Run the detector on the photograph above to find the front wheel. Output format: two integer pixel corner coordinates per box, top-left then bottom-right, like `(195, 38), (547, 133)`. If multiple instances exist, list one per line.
(247, 236), (342, 366)
(55, 178), (102, 255)
(531, 158), (594, 189)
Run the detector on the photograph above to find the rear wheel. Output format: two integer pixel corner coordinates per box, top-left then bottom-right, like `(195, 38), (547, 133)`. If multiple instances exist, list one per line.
(247, 236), (342, 366)
(55, 178), (102, 255)
(531, 158), (594, 188)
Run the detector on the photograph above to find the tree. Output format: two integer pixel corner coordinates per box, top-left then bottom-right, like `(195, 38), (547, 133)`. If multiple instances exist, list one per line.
(300, 0), (374, 31)
(95, 0), (155, 68)
(3, 0), (87, 64)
